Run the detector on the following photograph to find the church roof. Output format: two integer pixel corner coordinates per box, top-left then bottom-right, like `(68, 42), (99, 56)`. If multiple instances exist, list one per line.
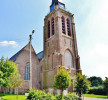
(37, 51), (44, 60)
(10, 42), (44, 61)
(10, 44), (28, 61)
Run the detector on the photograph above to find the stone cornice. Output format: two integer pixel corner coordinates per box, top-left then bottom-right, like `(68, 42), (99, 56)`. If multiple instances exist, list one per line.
(44, 7), (73, 20)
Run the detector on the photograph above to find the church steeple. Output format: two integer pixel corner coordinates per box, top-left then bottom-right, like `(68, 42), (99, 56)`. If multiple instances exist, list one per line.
(52, 0), (58, 5)
(50, 0), (65, 12)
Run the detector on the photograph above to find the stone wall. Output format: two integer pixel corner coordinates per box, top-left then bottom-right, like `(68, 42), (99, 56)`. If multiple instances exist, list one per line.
(15, 43), (40, 94)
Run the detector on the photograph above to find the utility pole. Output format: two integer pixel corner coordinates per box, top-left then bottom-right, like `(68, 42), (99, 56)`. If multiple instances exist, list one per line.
(29, 30), (35, 89)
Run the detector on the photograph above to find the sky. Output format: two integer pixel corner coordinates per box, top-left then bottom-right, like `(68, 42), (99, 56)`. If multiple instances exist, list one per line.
(0, 0), (108, 80)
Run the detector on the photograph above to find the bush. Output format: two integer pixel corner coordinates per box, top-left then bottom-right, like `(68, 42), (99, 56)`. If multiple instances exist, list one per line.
(63, 93), (81, 100)
(56, 95), (62, 100)
(88, 85), (107, 95)
(26, 88), (56, 100)
(27, 88), (82, 100)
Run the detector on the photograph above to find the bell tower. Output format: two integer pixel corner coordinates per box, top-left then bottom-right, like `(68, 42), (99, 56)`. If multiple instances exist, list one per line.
(42, 0), (81, 92)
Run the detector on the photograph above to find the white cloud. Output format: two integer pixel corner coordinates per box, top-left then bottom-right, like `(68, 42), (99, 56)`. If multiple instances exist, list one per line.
(0, 41), (18, 47)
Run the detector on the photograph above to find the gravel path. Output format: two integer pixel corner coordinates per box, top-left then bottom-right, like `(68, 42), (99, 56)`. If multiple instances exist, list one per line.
(84, 97), (108, 100)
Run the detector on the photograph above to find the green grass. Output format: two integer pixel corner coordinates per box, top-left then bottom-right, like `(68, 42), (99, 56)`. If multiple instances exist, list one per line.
(0, 93), (25, 100)
(84, 94), (108, 99)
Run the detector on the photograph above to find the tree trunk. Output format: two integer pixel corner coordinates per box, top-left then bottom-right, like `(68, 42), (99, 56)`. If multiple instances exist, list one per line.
(61, 89), (63, 100)
(17, 88), (18, 100)
(3, 87), (5, 96)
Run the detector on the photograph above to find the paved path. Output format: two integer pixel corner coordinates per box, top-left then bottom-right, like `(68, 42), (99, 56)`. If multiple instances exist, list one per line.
(84, 97), (108, 100)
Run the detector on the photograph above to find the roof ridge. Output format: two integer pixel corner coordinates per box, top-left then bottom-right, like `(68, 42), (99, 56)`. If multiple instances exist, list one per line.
(10, 43), (29, 61)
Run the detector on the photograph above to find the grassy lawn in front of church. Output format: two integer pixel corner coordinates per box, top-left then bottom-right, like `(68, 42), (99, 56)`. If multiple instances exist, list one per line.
(0, 93), (25, 100)
(84, 94), (108, 98)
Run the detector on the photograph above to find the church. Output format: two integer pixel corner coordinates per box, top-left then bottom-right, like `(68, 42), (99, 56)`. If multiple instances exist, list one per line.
(9, 0), (81, 94)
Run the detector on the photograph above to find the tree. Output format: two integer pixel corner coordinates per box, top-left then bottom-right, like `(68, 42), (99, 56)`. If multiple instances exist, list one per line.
(54, 66), (71, 99)
(87, 76), (103, 87)
(8, 71), (23, 100)
(74, 73), (91, 99)
(103, 77), (108, 98)
(0, 56), (18, 96)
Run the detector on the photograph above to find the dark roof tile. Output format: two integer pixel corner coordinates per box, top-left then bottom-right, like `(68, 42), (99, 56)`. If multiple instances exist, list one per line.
(37, 51), (43, 60)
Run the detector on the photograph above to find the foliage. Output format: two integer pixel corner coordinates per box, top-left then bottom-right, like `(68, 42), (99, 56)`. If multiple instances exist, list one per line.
(103, 77), (108, 91)
(87, 76), (103, 87)
(88, 85), (107, 95)
(54, 66), (71, 97)
(0, 56), (20, 96)
(84, 94), (108, 98)
(56, 95), (62, 100)
(74, 73), (91, 98)
(63, 93), (81, 100)
(8, 71), (23, 89)
(8, 71), (23, 100)
(26, 88), (56, 100)
(27, 88), (82, 100)
(87, 77), (108, 96)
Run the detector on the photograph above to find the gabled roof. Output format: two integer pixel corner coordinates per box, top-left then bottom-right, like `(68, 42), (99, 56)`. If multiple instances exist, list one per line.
(10, 43), (44, 62)
(10, 44), (28, 61)
(37, 51), (44, 60)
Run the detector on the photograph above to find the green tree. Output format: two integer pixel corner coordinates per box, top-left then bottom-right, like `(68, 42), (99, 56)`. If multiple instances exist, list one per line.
(87, 76), (103, 87)
(54, 66), (71, 99)
(8, 70), (23, 100)
(74, 73), (91, 99)
(0, 56), (18, 96)
(103, 77), (108, 98)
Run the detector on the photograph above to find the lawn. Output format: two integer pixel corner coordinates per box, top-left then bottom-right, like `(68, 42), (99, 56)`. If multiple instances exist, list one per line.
(84, 94), (108, 99)
(0, 93), (25, 100)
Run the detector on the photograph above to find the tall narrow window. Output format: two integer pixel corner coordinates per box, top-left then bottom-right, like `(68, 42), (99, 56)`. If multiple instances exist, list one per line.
(61, 16), (65, 34)
(24, 64), (30, 80)
(52, 18), (54, 35)
(67, 19), (71, 36)
(65, 50), (73, 68)
(48, 21), (50, 38)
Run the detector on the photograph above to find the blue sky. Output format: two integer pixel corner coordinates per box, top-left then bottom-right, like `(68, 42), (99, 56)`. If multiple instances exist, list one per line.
(0, 0), (108, 79)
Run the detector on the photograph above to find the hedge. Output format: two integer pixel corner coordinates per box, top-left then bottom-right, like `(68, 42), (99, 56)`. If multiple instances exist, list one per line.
(26, 88), (82, 100)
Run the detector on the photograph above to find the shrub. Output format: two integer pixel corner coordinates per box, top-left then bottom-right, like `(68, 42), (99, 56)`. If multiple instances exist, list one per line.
(56, 95), (63, 100)
(27, 88), (82, 100)
(26, 88), (56, 100)
(63, 93), (81, 100)
(88, 85), (107, 95)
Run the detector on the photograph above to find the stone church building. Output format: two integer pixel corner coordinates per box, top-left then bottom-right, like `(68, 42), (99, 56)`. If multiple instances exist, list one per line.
(8, 0), (81, 94)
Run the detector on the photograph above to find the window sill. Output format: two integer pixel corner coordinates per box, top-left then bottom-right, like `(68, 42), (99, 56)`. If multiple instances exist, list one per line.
(62, 34), (72, 39)
(46, 34), (55, 41)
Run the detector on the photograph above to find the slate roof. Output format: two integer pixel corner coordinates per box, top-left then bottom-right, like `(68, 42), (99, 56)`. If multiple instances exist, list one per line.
(37, 51), (44, 60)
(10, 43), (44, 61)
(10, 45), (27, 61)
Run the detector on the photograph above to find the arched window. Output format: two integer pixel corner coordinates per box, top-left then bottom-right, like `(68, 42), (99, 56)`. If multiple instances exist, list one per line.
(65, 50), (73, 68)
(61, 16), (65, 34)
(52, 18), (55, 35)
(67, 19), (71, 36)
(48, 21), (50, 38)
(24, 64), (30, 80)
